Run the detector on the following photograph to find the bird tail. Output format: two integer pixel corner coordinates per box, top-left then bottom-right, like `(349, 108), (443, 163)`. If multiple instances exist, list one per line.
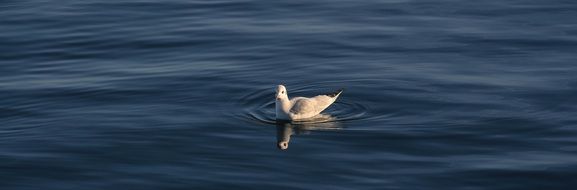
(326, 89), (343, 98)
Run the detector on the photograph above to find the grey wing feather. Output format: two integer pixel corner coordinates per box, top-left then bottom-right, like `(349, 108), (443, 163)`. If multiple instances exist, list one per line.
(289, 89), (343, 118)
(289, 98), (317, 115)
(308, 95), (336, 112)
(289, 95), (340, 115)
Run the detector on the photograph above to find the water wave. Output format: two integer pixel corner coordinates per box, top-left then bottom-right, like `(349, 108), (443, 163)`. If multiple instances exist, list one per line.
(230, 85), (372, 125)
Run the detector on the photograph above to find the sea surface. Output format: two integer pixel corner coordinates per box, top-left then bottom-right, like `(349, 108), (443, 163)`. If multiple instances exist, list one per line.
(1, 0), (577, 189)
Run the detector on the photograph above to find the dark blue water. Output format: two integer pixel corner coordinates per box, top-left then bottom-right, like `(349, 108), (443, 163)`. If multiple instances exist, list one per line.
(2, 0), (577, 189)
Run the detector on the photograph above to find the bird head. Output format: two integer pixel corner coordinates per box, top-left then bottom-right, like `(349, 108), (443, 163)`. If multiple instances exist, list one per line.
(275, 85), (288, 100)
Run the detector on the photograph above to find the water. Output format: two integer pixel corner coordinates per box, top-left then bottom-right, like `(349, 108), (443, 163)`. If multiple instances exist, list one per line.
(1, 0), (577, 189)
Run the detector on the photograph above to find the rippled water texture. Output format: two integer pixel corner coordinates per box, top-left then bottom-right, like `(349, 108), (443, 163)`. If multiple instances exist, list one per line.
(1, 0), (577, 189)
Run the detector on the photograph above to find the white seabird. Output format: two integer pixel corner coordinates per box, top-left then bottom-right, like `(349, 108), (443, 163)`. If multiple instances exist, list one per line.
(275, 85), (343, 121)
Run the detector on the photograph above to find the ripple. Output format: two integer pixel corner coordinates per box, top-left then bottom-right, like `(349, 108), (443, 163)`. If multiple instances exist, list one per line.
(231, 85), (372, 126)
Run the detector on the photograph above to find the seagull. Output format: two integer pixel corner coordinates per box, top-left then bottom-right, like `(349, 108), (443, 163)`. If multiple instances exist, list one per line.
(275, 85), (343, 121)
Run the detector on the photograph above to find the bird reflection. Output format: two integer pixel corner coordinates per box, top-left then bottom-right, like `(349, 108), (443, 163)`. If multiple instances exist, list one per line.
(276, 114), (341, 150)
(276, 122), (292, 150)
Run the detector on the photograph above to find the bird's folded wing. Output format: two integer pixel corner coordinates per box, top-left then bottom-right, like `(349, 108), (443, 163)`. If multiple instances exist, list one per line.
(289, 98), (316, 115)
(289, 95), (335, 115)
(310, 95), (337, 112)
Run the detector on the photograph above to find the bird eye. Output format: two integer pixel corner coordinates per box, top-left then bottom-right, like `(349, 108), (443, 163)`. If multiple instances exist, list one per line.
(281, 91), (284, 94)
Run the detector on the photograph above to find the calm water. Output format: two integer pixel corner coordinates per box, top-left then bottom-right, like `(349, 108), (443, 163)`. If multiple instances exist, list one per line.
(1, 0), (577, 189)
